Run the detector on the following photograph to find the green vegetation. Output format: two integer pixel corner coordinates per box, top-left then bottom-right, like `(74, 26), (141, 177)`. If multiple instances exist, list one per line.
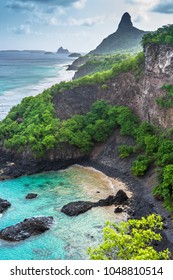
(0, 91), (59, 157)
(142, 25), (173, 47)
(153, 165), (173, 212)
(76, 53), (131, 77)
(50, 51), (144, 94)
(157, 85), (173, 108)
(118, 145), (134, 158)
(1, 93), (173, 210)
(132, 155), (151, 176)
(88, 214), (170, 260)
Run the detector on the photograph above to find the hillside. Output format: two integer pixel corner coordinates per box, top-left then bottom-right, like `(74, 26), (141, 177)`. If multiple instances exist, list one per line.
(0, 24), (173, 254)
(91, 12), (147, 55)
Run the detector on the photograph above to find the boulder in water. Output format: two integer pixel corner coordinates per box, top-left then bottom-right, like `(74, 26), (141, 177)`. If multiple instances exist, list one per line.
(0, 198), (11, 213)
(25, 193), (38, 199)
(61, 201), (95, 216)
(0, 216), (53, 241)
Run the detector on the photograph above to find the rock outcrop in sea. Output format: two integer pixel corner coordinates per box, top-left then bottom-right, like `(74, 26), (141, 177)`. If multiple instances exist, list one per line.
(57, 47), (70, 54)
(61, 190), (128, 216)
(0, 217), (54, 241)
(0, 198), (11, 213)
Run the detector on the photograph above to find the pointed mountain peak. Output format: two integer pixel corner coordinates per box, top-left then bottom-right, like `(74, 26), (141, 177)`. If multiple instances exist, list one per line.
(118, 12), (133, 30)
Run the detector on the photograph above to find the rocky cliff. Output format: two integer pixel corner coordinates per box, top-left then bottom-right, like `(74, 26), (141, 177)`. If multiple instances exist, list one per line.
(55, 44), (173, 128)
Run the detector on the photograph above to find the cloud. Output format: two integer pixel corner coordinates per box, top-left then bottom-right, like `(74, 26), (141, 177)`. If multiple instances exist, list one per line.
(69, 15), (104, 27)
(6, 0), (36, 11)
(73, 0), (86, 9)
(124, 0), (159, 22)
(6, 0), (82, 8)
(151, 1), (173, 14)
(12, 24), (31, 34)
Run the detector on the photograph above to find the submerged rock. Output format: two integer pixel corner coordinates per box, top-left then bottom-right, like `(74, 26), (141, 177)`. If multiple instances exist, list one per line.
(0, 216), (53, 241)
(61, 201), (95, 216)
(0, 198), (11, 213)
(25, 193), (38, 199)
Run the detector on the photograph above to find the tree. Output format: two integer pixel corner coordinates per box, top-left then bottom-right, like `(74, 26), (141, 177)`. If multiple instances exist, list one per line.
(153, 164), (173, 211)
(88, 214), (170, 260)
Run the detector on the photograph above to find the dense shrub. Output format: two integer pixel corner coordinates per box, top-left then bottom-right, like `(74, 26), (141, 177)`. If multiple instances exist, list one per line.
(118, 145), (134, 158)
(153, 165), (173, 211)
(132, 155), (151, 176)
(88, 214), (170, 260)
(142, 25), (173, 47)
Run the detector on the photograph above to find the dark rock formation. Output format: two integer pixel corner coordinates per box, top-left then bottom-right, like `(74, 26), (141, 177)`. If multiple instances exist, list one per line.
(25, 193), (38, 199)
(114, 207), (123, 213)
(0, 198), (11, 213)
(57, 47), (70, 55)
(0, 217), (53, 242)
(97, 195), (115, 207)
(61, 201), (95, 216)
(97, 190), (128, 206)
(114, 190), (129, 205)
(61, 190), (129, 216)
(118, 12), (133, 30)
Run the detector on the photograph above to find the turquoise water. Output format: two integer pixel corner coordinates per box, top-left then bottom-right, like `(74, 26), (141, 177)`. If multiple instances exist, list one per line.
(0, 51), (74, 120)
(0, 51), (125, 260)
(0, 165), (124, 260)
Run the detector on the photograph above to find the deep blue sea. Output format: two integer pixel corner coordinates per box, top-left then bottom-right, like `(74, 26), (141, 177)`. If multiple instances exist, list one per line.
(0, 51), (74, 121)
(0, 51), (125, 260)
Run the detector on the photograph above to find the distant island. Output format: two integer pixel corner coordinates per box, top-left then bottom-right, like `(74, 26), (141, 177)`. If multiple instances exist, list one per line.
(57, 47), (70, 54)
(69, 53), (81, 58)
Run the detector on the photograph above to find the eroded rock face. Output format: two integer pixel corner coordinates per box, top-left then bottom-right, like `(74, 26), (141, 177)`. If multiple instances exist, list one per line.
(0, 198), (11, 213)
(145, 44), (173, 77)
(0, 216), (53, 241)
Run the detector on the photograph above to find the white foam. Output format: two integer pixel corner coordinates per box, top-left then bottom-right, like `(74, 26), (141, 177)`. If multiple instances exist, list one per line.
(0, 66), (75, 121)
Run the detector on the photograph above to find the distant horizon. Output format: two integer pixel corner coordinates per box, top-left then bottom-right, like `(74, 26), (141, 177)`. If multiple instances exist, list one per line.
(0, 49), (87, 54)
(1, 1), (173, 52)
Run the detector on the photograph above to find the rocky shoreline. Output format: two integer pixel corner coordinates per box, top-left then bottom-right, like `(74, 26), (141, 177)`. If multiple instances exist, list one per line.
(79, 159), (173, 254)
(0, 146), (173, 254)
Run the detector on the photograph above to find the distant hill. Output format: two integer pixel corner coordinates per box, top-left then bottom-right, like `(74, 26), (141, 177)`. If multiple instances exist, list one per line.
(68, 13), (148, 73)
(90, 12), (148, 54)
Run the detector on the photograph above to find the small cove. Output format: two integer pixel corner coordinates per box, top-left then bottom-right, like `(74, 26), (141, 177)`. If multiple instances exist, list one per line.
(0, 165), (128, 260)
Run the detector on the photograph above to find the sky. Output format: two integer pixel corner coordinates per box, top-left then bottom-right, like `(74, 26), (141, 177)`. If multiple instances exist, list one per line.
(0, 0), (173, 52)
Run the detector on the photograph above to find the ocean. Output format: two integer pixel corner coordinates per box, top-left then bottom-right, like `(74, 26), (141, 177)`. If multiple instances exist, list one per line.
(0, 51), (125, 260)
(0, 51), (74, 121)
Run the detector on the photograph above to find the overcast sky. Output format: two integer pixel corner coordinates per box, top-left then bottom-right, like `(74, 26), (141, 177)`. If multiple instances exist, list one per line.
(0, 0), (173, 52)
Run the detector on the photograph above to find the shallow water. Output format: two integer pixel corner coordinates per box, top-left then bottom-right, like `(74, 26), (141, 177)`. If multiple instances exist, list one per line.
(0, 165), (127, 260)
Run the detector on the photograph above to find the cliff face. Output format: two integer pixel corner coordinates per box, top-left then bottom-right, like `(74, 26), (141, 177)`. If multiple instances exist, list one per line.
(138, 44), (173, 127)
(55, 44), (173, 128)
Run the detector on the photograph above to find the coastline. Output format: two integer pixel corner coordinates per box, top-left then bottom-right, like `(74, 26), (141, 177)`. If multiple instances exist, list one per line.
(78, 159), (173, 253)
